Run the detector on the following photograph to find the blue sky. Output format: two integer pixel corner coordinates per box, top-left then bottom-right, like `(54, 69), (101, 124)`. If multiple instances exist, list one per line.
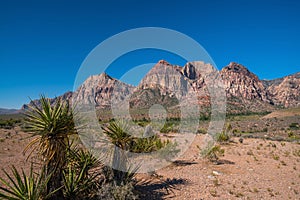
(1, 0), (300, 108)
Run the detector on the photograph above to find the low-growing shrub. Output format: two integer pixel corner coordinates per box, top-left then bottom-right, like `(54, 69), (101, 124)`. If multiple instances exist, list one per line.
(215, 131), (230, 143)
(199, 142), (225, 162)
(160, 121), (178, 133)
(289, 123), (299, 130)
(131, 135), (170, 153)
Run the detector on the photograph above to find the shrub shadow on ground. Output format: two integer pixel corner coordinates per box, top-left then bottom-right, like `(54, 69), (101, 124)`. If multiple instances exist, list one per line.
(136, 177), (188, 200)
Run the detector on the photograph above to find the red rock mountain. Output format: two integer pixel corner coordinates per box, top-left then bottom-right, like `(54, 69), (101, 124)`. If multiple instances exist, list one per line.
(22, 61), (300, 117)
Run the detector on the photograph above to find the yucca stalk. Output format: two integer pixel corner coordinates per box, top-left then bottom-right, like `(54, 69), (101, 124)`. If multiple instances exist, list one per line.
(23, 96), (76, 199)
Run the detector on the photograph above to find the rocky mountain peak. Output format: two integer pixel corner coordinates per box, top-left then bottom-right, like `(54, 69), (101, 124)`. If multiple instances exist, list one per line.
(220, 62), (272, 109)
(138, 60), (187, 96)
(157, 60), (171, 66)
(222, 62), (255, 78)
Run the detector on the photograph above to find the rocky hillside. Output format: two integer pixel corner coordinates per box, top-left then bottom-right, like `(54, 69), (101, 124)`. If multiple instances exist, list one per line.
(264, 72), (300, 108)
(22, 61), (300, 117)
(220, 62), (275, 113)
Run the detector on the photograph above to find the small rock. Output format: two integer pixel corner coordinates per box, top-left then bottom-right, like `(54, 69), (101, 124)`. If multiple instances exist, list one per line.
(239, 137), (244, 143)
(212, 171), (222, 176)
(207, 175), (215, 180)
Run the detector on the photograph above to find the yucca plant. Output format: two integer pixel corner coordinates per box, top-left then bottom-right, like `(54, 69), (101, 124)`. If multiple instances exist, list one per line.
(62, 162), (99, 200)
(0, 166), (56, 200)
(23, 96), (77, 199)
(102, 120), (139, 185)
(102, 120), (132, 150)
(68, 147), (101, 173)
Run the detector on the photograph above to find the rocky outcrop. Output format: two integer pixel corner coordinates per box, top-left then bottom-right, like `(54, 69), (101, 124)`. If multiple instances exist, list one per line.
(220, 62), (271, 103)
(265, 72), (300, 108)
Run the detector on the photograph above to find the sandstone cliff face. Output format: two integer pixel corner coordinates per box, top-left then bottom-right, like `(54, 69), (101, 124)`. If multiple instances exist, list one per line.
(72, 73), (134, 109)
(136, 60), (217, 110)
(138, 60), (188, 97)
(266, 72), (300, 108)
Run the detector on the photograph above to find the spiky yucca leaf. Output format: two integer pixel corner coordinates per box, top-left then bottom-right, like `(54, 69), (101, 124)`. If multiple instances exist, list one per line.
(23, 96), (76, 164)
(62, 162), (99, 200)
(102, 120), (132, 150)
(0, 166), (56, 200)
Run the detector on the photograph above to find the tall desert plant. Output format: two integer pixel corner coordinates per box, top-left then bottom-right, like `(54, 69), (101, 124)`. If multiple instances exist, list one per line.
(23, 96), (76, 199)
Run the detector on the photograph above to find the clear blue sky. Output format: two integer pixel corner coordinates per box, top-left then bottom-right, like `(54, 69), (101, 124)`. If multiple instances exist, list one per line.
(1, 0), (300, 108)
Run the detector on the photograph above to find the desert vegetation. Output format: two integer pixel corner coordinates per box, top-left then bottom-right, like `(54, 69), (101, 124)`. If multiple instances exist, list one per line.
(0, 97), (141, 199)
(0, 96), (180, 199)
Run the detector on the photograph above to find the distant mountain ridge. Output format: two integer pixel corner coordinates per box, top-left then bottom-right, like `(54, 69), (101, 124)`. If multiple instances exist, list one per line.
(21, 61), (300, 118)
(0, 108), (20, 115)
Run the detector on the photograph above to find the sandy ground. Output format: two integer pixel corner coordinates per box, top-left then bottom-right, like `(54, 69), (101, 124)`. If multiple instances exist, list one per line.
(136, 135), (300, 200)
(1, 127), (300, 200)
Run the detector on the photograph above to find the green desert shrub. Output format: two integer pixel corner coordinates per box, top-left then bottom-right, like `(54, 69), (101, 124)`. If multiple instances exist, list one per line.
(215, 131), (230, 143)
(103, 120), (172, 153)
(131, 135), (170, 153)
(0, 118), (21, 129)
(160, 120), (178, 133)
(97, 180), (138, 200)
(97, 164), (139, 200)
(289, 123), (299, 130)
(199, 142), (225, 162)
(288, 131), (295, 138)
